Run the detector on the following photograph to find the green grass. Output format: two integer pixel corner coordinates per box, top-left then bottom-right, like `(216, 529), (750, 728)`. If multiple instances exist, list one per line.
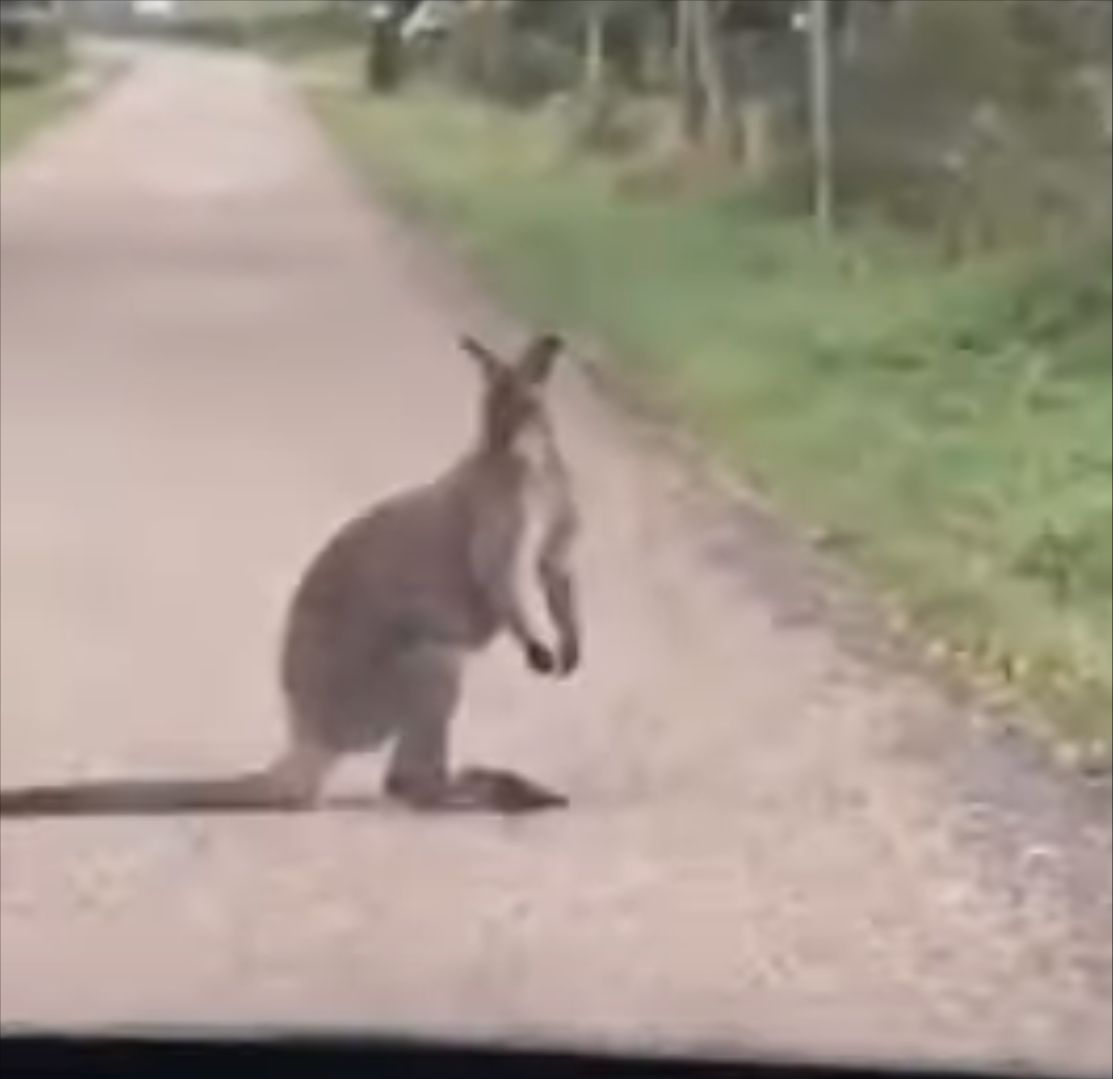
(304, 81), (1112, 757)
(0, 74), (74, 160)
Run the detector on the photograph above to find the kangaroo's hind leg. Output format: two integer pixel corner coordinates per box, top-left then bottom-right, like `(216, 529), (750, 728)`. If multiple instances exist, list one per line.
(381, 644), (568, 815)
(381, 642), (465, 809)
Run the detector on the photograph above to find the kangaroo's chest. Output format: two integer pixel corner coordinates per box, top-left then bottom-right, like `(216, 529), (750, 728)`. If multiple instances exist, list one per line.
(512, 430), (570, 600)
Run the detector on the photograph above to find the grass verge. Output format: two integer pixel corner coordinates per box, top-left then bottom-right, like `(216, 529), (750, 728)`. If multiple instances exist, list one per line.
(302, 76), (1111, 760)
(0, 74), (75, 161)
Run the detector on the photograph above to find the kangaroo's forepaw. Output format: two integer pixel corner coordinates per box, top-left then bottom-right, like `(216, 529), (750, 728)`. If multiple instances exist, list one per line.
(525, 639), (557, 676)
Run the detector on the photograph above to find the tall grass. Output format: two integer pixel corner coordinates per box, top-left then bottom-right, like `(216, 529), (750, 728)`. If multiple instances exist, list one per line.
(305, 83), (1111, 756)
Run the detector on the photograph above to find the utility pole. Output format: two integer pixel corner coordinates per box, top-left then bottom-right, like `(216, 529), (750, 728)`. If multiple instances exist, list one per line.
(807, 0), (833, 236)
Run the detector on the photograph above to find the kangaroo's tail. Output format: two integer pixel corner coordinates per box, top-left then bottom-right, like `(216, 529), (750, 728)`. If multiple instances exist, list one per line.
(0, 770), (305, 818)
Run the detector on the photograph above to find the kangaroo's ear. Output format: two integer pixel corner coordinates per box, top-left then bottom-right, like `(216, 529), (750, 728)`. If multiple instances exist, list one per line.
(458, 335), (506, 382)
(518, 333), (563, 385)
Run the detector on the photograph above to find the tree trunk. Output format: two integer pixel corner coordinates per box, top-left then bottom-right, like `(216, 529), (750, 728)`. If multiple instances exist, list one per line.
(808, 0), (834, 234)
(366, 8), (403, 93)
(676, 0), (739, 158)
(583, 0), (607, 96)
(676, 0), (706, 145)
(477, 0), (505, 97)
(455, 0), (510, 98)
(692, 0), (737, 158)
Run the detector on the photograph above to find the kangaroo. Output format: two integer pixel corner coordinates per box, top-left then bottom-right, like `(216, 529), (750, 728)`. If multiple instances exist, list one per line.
(0, 332), (580, 818)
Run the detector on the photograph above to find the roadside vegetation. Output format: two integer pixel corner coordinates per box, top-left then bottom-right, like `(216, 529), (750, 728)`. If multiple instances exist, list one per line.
(0, 73), (73, 158)
(204, 1), (1112, 760)
(0, 0), (73, 160)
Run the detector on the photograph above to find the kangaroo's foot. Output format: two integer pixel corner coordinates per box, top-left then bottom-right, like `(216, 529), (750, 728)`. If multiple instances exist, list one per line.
(384, 767), (568, 815)
(457, 766), (569, 813)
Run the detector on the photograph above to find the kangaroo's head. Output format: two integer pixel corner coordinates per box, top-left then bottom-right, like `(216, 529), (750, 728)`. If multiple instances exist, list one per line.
(459, 332), (563, 455)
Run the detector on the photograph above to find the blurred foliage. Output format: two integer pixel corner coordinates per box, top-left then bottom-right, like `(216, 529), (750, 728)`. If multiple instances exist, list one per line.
(0, 0), (69, 86)
(378, 0), (1112, 251)
(830, 0), (1112, 247)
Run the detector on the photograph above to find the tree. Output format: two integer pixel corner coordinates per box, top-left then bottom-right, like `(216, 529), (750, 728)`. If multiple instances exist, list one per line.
(673, 0), (742, 159)
(692, 0), (740, 159)
(366, 3), (404, 92)
(675, 0), (706, 145)
(807, 0), (833, 234)
(582, 0), (607, 97)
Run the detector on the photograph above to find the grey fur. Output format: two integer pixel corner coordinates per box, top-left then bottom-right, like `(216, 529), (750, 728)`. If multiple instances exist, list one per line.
(0, 332), (580, 818)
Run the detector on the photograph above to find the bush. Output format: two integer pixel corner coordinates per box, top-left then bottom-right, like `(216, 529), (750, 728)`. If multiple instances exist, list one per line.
(831, 0), (1111, 248)
(0, 2), (67, 87)
(438, 20), (580, 107)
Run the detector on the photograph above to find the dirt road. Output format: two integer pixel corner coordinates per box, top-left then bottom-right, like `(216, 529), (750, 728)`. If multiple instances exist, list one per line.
(1, 45), (1110, 1076)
